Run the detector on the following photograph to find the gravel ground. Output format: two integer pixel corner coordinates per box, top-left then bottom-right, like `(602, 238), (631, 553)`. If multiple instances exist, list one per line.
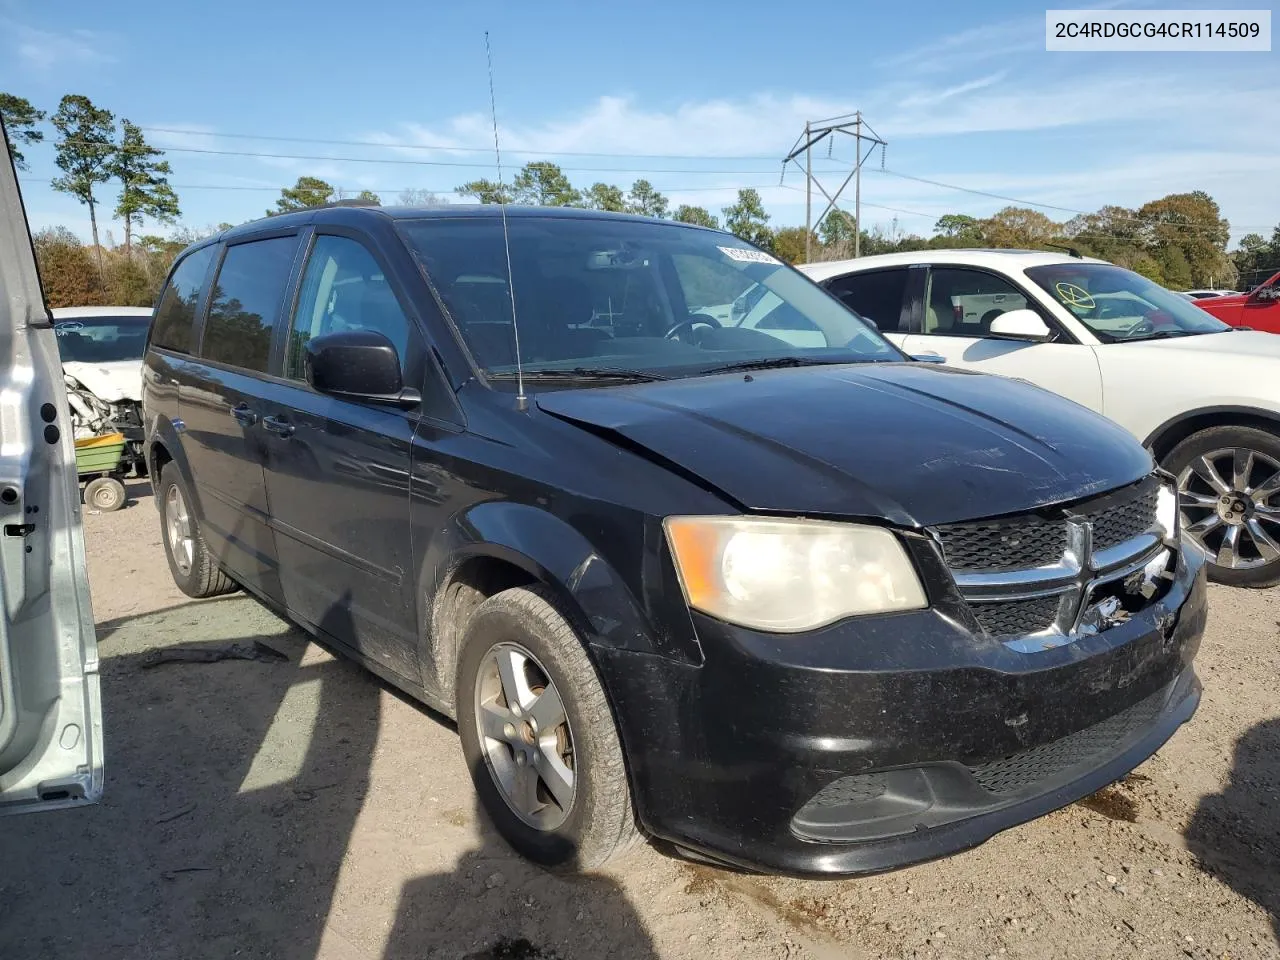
(1, 481), (1277, 960)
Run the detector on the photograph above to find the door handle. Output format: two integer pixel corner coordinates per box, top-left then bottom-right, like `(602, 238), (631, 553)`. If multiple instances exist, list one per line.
(262, 415), (295, 438)
(230, 403), (257, 427)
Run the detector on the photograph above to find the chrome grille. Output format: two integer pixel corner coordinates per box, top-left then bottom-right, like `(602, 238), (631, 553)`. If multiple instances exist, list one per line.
(934, 474), (1168, 647)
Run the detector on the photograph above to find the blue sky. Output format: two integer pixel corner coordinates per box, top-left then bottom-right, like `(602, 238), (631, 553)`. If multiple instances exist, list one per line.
(3, 0), (1277, 246)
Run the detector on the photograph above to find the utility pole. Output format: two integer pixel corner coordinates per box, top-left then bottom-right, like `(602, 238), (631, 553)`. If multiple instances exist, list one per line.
(783, 112), (886, 260)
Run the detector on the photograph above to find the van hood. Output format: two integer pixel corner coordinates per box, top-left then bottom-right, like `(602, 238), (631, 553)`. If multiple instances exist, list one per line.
(536, 363), (1153, 527)
(61, 360), (143, 403)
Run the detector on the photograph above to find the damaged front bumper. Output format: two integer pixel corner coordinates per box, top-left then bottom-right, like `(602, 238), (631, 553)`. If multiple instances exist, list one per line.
(593, 538), (1207, 878)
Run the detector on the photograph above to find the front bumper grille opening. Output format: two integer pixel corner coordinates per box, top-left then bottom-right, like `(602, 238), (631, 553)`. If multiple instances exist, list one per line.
(970, 594), (1061, 638)
(803, 773), (889, 809)
(967, 686), (1167, 795)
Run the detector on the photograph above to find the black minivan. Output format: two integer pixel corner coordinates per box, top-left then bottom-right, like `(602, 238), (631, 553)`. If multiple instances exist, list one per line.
(142, 205), (1207, 877)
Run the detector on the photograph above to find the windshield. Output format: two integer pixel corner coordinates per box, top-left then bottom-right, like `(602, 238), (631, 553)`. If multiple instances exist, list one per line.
(1024, 263), (1230, 342)
(397, 216), (902, 382)
(54, 315), (152, 363)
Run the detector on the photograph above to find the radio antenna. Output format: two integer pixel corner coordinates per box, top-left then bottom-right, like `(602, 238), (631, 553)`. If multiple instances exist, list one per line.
(485, 31), (527, 411)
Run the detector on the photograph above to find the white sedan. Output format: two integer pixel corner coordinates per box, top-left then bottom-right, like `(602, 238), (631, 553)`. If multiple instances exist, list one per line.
(799, 249), (1280, 588)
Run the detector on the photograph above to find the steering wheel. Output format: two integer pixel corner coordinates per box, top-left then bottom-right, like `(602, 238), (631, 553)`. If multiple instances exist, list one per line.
(664, 312), (723, 343)
(1128, 313), (1157, 336)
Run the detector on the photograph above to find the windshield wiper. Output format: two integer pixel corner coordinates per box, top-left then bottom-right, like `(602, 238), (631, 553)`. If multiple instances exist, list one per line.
(698, 356), (850, 375)
(487, 366), (666, 382)
(1122, 330), (1199, 342)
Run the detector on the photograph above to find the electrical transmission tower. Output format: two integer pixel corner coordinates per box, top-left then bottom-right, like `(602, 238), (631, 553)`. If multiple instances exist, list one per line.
(782, 112), (887, 262)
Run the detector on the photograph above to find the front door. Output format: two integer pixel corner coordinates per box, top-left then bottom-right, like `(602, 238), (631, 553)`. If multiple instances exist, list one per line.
(178, 235), (301, 598)
(902, 265), (1104, 413)
(260, 233), (421, 682)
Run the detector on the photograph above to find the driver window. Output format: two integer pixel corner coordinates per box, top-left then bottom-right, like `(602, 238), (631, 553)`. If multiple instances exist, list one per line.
(924, 268), (1030, 337)
(287, 235), (411, 380)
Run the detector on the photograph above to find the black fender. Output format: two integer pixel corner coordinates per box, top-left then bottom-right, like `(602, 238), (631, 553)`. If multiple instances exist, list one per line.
(416, 498), (702, 706)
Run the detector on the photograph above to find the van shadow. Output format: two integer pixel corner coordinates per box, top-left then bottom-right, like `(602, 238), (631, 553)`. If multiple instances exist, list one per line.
(381, 777), (659, 960)
(1185, 716), (1280, 944)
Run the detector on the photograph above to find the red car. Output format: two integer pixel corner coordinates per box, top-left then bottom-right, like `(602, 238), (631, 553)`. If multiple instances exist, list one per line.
(1194, 269), (1280, 332)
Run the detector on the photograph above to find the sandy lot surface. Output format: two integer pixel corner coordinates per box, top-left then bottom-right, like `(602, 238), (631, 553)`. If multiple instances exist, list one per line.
(1, 481), (1277, 960)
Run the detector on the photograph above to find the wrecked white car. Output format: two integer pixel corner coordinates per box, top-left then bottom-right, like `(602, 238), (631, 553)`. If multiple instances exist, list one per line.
(52, 306), (151, 476)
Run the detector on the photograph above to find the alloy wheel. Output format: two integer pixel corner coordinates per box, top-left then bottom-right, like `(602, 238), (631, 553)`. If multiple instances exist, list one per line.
(165, 483), (195, 577)
(1177, 446), (1280, 570)
(473, 641), (577, 831)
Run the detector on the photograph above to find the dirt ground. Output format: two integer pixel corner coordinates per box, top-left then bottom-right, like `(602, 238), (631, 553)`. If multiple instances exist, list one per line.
(1, 480), (1277, 960)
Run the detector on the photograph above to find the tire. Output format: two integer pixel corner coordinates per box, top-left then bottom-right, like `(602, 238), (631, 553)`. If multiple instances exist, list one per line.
(84, 476), (126, 512)
(157, 463), (238, 598)
(456, 585), (641, 872)
(1162, 425), (1280, 588)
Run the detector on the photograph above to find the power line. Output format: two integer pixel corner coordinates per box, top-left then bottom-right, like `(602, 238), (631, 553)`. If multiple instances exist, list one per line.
(52, 136), (839, 176)
(136, 125), (786, 162)
(847, 165), (1272, 232)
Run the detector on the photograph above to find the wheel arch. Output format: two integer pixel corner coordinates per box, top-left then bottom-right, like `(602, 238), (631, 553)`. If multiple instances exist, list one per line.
(1144, 406), (1280, 463)
(420, 500), (682, 716)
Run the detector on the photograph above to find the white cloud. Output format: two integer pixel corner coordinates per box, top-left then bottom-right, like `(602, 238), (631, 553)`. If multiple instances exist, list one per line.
(11, 25), (116, 70)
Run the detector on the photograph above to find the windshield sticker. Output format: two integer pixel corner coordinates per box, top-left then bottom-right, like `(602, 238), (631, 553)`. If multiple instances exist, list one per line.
(719, 246), (781, 266)
(1055, 282), (1096, 310)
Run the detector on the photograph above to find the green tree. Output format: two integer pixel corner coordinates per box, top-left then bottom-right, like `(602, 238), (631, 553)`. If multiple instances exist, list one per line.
(583, 182), (626, 212)
(356, 190), (381, 205)
(819, 210), (856, 253)
(455, 178), (512, 204)
(0, 93), (46, 171)
(109, 121), (180, 254)
(933, 213), (982, 241)
(1136, 191), (1233, 287)
(50, 94), (116, 263)
(771, 226), (819, 264)
(722, 188), (772, 249)
(980, 206), (1060, 248)
(272, 176), (335, 214)
(511, 161), (580, 206)
(33, 227), (105, 307)
(626, 179), (669, 218)
(673, 204), (719, 229)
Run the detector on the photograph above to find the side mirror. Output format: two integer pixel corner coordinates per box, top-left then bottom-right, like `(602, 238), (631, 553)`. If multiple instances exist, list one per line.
(304, 330), (420, 409)
(911, 352), (946, 363)
(988, 309), (1051, 341)
(1253, 285), (1279, 302)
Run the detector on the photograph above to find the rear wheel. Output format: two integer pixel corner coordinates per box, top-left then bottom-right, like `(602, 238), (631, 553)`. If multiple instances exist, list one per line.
(1163, 425), (1280, 588)
(456, 585), (641, 871)
(158, 463), (237, 598)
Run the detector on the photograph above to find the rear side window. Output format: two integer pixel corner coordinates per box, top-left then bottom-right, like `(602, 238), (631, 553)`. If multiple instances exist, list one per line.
(151, 246), (215, 353)
(201, 237), (298, 373)
(826, 269), (908, 332)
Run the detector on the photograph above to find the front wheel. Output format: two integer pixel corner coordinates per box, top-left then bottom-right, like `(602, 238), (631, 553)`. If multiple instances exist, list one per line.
(456, 586), (641, 871)
(1163, 425), (1280, 588)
